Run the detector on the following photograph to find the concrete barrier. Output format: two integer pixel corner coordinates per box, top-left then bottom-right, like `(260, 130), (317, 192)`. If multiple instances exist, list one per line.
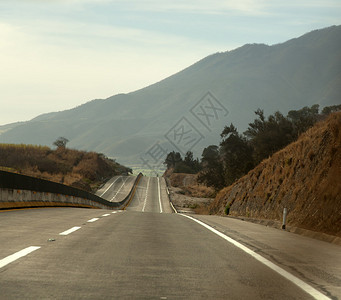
(0, 171), (143, 210)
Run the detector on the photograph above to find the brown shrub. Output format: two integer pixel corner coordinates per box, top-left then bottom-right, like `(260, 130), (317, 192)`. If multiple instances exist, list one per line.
(0, 144), (124, 192)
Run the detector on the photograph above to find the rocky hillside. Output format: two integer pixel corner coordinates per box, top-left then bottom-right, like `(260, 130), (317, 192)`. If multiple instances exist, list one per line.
(210, 112), (341, 237)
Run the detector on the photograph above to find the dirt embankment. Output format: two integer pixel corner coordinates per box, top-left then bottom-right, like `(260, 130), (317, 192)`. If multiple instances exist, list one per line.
(164, 170), (214, 213)
(210, 112), (341, 237)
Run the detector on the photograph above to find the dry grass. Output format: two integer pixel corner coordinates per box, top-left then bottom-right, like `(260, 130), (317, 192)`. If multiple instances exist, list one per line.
(164, 169), (215, 214)
(0, 144), (126, 192)
(211, 112), (341, 237)
(182, 185), (215, 198)
(167, 172), (215, 198)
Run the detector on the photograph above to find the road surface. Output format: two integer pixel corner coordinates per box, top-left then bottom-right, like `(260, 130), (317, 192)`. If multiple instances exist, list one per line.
(0, 176), (340, 299)
(95, 175), (136, 203)
(125, 176), (173, 213)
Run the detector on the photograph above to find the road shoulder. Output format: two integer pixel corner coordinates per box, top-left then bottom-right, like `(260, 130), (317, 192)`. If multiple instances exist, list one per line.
(191, 214), (341, 299)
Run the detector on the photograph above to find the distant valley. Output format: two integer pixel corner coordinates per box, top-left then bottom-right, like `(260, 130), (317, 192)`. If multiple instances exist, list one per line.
(1, 25), (340, 168)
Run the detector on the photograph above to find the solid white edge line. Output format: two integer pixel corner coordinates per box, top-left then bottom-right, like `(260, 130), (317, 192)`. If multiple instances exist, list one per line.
(142, 177), (150, 212)
(157, 177), (163, 213)
(87, 218), (99, 223)
(164, 180), (177, 213)
(180, 214), (330, 300)
(59, 226), (81, 235)
(0, 246), (41, 269)
(170, 201), (177, 214)
(99, 176), (121, 197)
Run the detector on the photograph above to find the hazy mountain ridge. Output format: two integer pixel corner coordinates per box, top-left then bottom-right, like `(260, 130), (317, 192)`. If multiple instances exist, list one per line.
(1, 25), (340, 166)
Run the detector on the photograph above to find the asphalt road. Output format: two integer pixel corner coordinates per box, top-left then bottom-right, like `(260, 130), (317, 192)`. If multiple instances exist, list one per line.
(95, 176), (136, 202)
(0, 176), (339, 299)
(126, 176), (173, 213)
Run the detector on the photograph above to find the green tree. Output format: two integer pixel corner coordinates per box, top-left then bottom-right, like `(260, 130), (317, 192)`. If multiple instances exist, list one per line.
(197, 145), (225, 190)
(53, 137), (69, 149)
(321, 104), (341, 115)
(164, 151), (182, 169)
(220, 124), (254, 186)
(288, 104), (319, 137)
(184, 151), (201, 173)
(244, 109), (295, 163)
(164, 151), (201, 174)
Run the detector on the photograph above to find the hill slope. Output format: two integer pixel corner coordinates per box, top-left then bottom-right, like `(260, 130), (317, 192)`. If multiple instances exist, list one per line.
(1, 25), (341, 166)
(0, 144), (130, 192)
(210, 112), (341, 237)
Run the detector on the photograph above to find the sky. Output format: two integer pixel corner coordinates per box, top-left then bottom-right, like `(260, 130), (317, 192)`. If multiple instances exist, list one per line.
(0, 0), (340, 125)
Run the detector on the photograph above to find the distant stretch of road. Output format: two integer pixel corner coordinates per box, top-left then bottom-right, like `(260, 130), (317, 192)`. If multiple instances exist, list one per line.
(0, 176), (339, 299)
(125, 176), (173, 213)
(95, 175), (136, 202)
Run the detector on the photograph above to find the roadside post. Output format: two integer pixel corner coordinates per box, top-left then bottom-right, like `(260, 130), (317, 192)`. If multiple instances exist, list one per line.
(282, 207), (288, 230)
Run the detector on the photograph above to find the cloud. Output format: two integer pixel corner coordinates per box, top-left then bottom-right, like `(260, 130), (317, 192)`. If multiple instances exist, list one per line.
(111, 0), (269, 15)
(4, 0), (268, 15)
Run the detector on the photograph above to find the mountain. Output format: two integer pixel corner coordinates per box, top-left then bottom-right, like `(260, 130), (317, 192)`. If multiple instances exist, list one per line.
(210, 112), (341, 237)
(1, 25), (341, 168)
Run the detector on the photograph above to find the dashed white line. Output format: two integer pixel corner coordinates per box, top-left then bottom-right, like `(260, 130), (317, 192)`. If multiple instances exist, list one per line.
(99, 176), (121, 197)
(87, 218), (99, 223)
(157, 177), (163, 213)
(142, 177), (151, 212)
(0, 246), (41, 269)
(180, 214), (330, 300)
(111, 177), (129, 201)
(102, 214), (110, 217)
(59, 226), (81, 235)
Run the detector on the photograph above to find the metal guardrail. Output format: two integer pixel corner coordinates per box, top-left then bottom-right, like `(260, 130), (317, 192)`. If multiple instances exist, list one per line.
(0, 170), (143, 210)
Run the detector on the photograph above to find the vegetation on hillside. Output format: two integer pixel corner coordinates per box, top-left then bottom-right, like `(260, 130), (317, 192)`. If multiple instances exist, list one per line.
(198, 104), (340, 190)
(210, 112), (341, 237)
(164, 151), (201, 174)
(164, 104), (340, 191)
(0, 142), (131, 192)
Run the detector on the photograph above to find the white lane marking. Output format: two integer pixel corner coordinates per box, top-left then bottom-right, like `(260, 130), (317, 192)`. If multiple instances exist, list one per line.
(157, 177), (163, 213)
(102, 214), (110, 217)
(180, 214), (330, 300)
(99, 176), (121, 197)
(0, 246), (41, 269)
(170, 201), (178, 214)
(111, 177), (130, 201)
(59, 226), (81, 235)
(87, 218), (99, 223)
(142, 177), (151, 212)
(112, 211), (117, 214)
